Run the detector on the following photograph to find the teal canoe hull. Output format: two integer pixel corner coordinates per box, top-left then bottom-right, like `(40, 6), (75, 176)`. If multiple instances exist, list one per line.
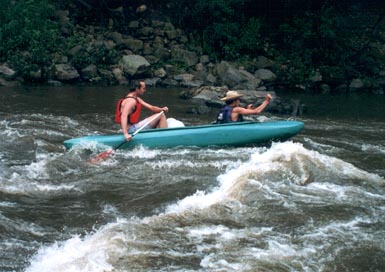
(63, 121), (304, 150)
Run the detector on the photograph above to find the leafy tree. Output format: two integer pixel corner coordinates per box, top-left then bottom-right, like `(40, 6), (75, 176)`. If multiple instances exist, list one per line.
(277, 6), (385, 88)
(0, 0), (61, 81)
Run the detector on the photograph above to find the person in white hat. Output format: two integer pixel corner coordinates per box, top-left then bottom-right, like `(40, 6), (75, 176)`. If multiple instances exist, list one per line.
(216, 91), (272, 123)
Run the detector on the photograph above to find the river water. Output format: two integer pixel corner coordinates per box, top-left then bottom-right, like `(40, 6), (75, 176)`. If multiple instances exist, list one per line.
(0, 86), (384, 272)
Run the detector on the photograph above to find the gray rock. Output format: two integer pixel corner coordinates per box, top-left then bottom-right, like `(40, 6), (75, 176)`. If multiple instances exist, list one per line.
(181, 80), (204, 88)
(119, 55), (150, 76)
(174, 73), (194, 82)
(137, 27), (154, 37)
(47, 80), (63, 86)
(120, 38), (143, 52)
(160, 78), (179, 87)
(154, 68), (167, 78)
(205, 74), (217, 84)
(55, 64), (80, 81)
(215, 61), (243, 88)
(68, 45), (83, 57)
(349, 78), (364, 91)
(254, 68), (277, 82)
(0, 64), (16, 79)
(191, 88), (221, 105)
(128, 21), (140, 29)
(255, 56), (274, 69)
(200, 55), (210, 64)
(171, 48), (198, 67)
(112, 68), (128, 85)
(144, 77), (161, 86)
(81, 64), (98, 80)
(108, 32), (123, 45)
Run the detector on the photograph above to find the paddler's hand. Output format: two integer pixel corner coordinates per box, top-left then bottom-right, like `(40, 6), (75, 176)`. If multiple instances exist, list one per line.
(266, 94), (272, 102)
(124, 133), (132, 142)
(161, 106), (169, 113)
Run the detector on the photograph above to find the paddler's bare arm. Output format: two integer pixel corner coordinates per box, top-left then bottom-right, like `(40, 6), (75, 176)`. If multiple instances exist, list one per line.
(235, 94), (272, 115)
(138, 98), (169, 113)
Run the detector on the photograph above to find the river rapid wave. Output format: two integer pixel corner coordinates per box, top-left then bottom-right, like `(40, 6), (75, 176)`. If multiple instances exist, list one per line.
(0, 87), (384, 271)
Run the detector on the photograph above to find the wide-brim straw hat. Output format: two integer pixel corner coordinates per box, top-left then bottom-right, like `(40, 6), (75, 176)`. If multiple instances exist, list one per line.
(220, 91), (244, 101)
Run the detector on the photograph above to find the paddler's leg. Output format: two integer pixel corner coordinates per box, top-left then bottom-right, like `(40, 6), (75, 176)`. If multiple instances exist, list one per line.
(156, 113), (168, 128)
(145, 112), (168, 129)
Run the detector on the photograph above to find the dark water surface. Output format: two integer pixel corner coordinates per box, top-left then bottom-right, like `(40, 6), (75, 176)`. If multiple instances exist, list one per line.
(0, 86), (384, 272)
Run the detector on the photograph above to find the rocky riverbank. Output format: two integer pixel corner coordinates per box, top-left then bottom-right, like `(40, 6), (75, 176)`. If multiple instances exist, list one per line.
(2, 8), (385, 96)
(1, 5), (384, 117)
(0, 13), (280, 91)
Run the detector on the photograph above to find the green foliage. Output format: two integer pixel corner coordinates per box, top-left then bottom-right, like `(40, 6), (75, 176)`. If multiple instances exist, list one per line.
(276, 7), (385, 87)
(93, 45), (119, 67)
(202, 22), (240, 59)
(170, 0), (266, 60)
(201, 18), (265, 59)
(0, 0), (61, 80)
(69, 37), (119, 70)
(234, 18), (265, 56)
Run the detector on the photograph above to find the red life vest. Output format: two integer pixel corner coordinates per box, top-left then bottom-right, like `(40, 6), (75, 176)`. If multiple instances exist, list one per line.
(114, 96), (142, 124)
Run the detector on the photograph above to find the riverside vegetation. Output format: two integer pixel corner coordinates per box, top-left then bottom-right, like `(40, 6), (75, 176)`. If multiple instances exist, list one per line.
(1, 0), (385, 98)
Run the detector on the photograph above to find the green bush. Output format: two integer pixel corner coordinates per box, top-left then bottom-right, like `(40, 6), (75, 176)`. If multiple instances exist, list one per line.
(166, 0), (267, 60)
(0, 0), (61, 81)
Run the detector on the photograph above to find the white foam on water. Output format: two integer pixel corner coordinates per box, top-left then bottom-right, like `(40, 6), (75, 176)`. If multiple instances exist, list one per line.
(0, 152), (81, 196)
(0, 201), (17, 207)
(187, 225), (235, 240)
(361, 143), (385, 154)
(197, 227), (302, 271)
(119, 145), (161, 159)
(162, 141), (384, 214)
(200, 256), (248, 271)
(26, 220), (129, 272)
(1, 176), (79, 196)
(165, 189), (227, 214)
(250, 141), (384, 183)
(145, 159), (236, 170)
(23, 142), (385, 271)
(303, 137), (342, 153)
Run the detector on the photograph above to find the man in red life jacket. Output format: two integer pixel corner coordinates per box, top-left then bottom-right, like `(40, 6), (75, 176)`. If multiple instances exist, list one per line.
(119, 81), (168, 141)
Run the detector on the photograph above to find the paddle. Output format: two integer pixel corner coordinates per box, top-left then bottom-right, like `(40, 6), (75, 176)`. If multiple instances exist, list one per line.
(88, 111), (164, 164)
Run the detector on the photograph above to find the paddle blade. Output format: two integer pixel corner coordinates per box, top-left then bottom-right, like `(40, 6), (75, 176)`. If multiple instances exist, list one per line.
(87, 149), (113, 164)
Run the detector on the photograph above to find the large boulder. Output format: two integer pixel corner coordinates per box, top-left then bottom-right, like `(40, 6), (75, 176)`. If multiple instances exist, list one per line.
(216, 61), (267, 88)
(55, 64), (80, 81)
(81, 64), (98, 80)
(349, 78), (364, 91)
(191, 88), (223, 108)
(254, 68), (277, 82)
(120, 38), (143, 52)
(234, 69), (262, 89)
(215, 61), (244, 88)
(170, 47), (198, 67)
(112, 67), (128, 85)
(119, 55), (150, 76)
(0, 64), (16, 80)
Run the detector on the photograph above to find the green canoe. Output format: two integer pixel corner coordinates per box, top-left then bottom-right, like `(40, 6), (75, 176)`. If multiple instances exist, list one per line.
(63, 121), (304, 150)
